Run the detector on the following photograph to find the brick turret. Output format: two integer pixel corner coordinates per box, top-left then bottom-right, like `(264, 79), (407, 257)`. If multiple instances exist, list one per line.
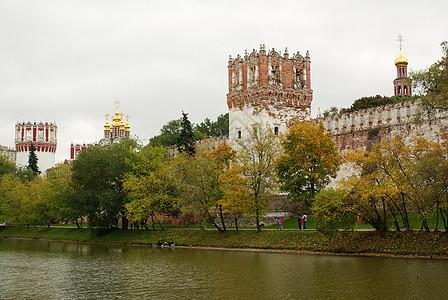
(227, 44), (313, 141)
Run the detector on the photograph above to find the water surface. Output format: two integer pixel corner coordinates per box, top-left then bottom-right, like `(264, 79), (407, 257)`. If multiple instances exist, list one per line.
(0, 239), (447, 299)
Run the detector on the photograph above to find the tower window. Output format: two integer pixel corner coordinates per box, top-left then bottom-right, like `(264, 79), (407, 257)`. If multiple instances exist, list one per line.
(274, 127), (279, 135)
(238, 130), (242, 139)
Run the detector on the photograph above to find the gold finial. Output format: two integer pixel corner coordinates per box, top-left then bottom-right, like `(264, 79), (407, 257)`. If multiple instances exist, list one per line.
(125, 115), (130, 132)
(104, 113), (110, 129)
(114, 99), (120, 110)
(397, 34), (404, 50)
(395, 34), (408, 66)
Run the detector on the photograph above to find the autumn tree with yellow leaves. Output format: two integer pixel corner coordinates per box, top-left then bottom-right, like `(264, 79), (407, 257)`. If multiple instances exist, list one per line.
(276, 120), (340, 207)
(237, 125), (279, 231)
(341, 137), (448, 231)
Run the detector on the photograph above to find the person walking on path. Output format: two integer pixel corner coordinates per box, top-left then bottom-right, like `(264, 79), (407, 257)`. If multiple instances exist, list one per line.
(297, 215), (302, 230)
(277, 217), (281, 230)
(280, 217), (283, 230)
(302, 214), (307, 229)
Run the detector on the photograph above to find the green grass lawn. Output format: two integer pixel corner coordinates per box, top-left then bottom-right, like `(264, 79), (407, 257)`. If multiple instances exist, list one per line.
(2, 226), (447, 258)
(53, 212), (445, 231)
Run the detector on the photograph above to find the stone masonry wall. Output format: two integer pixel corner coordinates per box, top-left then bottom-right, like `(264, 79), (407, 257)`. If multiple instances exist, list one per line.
(319, 100), (448, 153)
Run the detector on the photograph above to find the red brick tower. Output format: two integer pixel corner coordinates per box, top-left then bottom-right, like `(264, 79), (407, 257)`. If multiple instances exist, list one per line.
(227, 45), (312, 141)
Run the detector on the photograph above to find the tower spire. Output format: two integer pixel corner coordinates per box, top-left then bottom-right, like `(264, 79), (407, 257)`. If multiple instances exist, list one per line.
(397, 34), (404, 50)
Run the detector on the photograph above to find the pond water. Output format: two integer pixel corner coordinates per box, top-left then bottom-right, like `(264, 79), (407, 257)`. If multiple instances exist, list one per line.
(0, 239), (447, 299)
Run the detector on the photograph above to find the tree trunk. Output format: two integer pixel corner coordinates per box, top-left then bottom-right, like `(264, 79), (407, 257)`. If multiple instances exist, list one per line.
(151, 215), (156, 230)
(435, 209), (440, 231)
(234, 214), (239, 231)
(75, 218), (80, 229)
(153, 214), (164, 231)
(422, 219), (430, 232)
(255, 195), (261, 232)
(121, 216), (128, 230)
(439, 208), (448, 232)
(401, 198), (411, 230)
(219, 206), (227, 231)
(206, 210), (223, 232)
(382, 201), (387, 231)
(392, 215), (400, 231)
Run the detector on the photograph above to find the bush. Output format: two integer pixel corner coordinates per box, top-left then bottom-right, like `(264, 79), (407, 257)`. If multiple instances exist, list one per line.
(312, 188), (354, 232)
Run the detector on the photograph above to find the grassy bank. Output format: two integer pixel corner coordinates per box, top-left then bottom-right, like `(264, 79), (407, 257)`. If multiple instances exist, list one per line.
(1, 226), (447, 258)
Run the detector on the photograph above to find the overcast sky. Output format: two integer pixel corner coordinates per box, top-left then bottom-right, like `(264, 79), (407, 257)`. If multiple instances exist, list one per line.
(1, 0), (447, 162)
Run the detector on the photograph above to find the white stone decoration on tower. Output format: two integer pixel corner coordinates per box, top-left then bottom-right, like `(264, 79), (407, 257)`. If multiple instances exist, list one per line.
(15, 121), (57, 173)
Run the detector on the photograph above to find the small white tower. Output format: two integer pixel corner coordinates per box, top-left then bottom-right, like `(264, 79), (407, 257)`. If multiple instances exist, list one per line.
(15, 121), (57, 173)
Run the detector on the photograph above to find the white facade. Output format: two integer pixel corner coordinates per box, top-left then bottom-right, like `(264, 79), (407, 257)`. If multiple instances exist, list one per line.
(16, 151), (56, 173)
(15, 121), (57, 173)
(229, 105), (311, 141)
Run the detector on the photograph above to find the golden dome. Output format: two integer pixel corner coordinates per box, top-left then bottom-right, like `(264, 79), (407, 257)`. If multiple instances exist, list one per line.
(112, 109), (121, 125)
(395, 49), (408, 66)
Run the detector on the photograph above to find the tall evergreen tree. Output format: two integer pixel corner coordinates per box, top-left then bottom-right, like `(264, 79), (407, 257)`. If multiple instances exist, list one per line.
(177, 111), (196, 156)
(28, 143), (40, 175)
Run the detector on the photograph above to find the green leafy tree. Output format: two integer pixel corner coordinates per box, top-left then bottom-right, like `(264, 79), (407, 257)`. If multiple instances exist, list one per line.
(150, 113), (228, 147)
(312, 188), (354, 232)
(150, 118), (182, 147)
(72, 139), (137, 230)
(0, 174), (29, 225)
(44, 163), (75, 225)
(169, 147), (224, 231)
(323, 106), (340, 118)
(411, 41), (448, 111)
(177, 111), (196, 156)
(276, 120), (340, 207)
(28, 143), (40, 175)
(237, 124), (279, 231)
(0, 155), (17, 177)
(195, 113), (229, 137)
(123, 145), (176, 230)
(339, 95), (418, 114)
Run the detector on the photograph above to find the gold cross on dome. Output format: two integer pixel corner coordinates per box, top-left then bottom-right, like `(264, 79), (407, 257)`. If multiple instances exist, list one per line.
(114, 99), (120, 109)
(397, 34), (404, 50)
(125, 114), (130, 121)
(105, 113), (110, 121)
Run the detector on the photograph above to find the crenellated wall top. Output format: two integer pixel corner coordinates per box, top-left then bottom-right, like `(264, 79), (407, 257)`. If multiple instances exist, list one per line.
(228, 44), (310, 67)
(317, 99), (433, 135)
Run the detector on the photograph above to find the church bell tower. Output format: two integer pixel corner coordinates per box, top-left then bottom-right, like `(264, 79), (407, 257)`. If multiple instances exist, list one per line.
(393, 34), (412, 97)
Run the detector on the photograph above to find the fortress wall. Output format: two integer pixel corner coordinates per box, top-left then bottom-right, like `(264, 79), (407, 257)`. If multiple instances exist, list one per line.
(320, 100), (448, 152)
